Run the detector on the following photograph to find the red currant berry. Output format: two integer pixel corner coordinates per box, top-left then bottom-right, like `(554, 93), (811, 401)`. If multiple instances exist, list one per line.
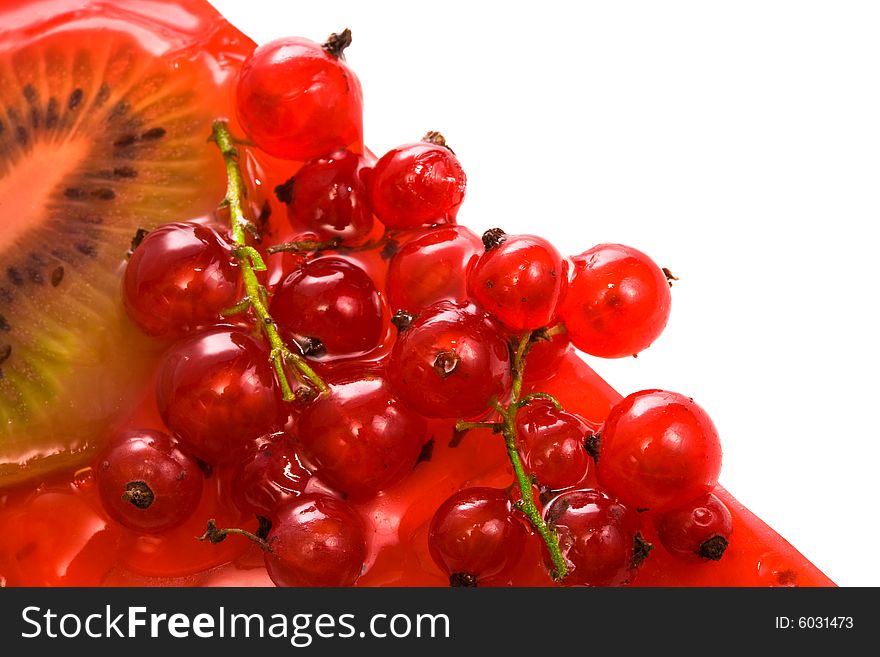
(522, 330), (571, 384)
(236, 31), (363, 161)
(596, 390), (722, 512)
(231, 433), (311, 520)
(559, 243), (671, 358)
(96, 429), (203, 533)
(264, 494), (367, 587)
(468, 230), (566, 332)
(428, 487), (527, 586)
(386, 225), (482, 314)
(516, 401), (592, 490)
(270, 257), (385, 359)
(388, 301), (511, 419)
(156, 328), (287, 464)
(545, 489), (649, 586)
(279, 149), (373, 246)
(368, 135), (466, 229)
(656, 493), (733, 561)
(297, 372), (427, 499)
(123, 222), (239, 339)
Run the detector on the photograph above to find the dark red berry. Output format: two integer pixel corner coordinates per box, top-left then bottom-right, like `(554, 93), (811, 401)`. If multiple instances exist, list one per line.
(231, 433), (311, 519)
(156, 328), (287, 465)
(428, 487), (527, 586)
(296, 372), (427, 499)
(388, 301), (511, 419)
(545, 489), (647, 586)
(386, 224), (482, 314)
(656, 493), (733, 561)
(264, 494), (367, 587)
(123, 222), (239, 339)
(516, 400), (593, 490)
(270, 257), (385, 359)
(282, 149), (373, 246)
(96, 429), (203, 533)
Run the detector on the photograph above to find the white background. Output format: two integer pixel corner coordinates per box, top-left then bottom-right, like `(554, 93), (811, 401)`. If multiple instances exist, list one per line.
(210, 0), (880, 587)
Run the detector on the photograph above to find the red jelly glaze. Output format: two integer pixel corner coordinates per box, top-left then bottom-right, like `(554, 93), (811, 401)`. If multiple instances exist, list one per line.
(0, 351), (835, 586)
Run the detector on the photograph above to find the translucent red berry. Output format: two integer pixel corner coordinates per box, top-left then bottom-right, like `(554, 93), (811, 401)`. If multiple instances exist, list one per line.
(96, 429), (203, 533)
(596, 389), (722, 512)
(545, 489), (649, 586)
(156, 328), (287, 464)
(468, 230), (566, 332)
(559, 243), (671, 358)
(428, 487), (527, 586)
(270, 257), (385, 359)
(368, 136), (466, 229)
(123, 222), (239, 339)
(386, 225), (482, 314)
(656, 493), (733, 561)
(236, 32), (363, 161)
(231, 433), (311, 520)
(296, 371), (427, 499)
(279, 149), (373, 246)
(264, 494), (367, 587)
(388, 301), (511, 419)
(522, 330), (571, 384)
(516, 400), (592, 490)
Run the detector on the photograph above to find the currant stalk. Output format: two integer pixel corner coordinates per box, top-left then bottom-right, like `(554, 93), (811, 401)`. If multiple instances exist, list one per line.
(211, 120), (327, 401)
(457, 331), (569, 581)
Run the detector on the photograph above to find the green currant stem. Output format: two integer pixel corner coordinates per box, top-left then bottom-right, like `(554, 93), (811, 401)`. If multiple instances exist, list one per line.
(518, 392), (563, 410)
(266, 237), (342, 255)
(454, 420), (502, 433)
(211, 120), (328, 401)
(487, 331), (569, 580)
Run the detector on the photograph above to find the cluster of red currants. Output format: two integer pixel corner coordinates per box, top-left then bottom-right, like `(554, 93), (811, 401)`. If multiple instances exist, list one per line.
(99, 29), (731, 587)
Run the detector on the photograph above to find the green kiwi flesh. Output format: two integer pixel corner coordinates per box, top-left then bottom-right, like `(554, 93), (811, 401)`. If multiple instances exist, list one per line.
(0, 1), (254, 487)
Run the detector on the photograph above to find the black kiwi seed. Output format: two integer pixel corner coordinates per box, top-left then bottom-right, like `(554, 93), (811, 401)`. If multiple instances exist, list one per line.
(64, 187), (87, 199)
(113, 134), (136, 147)
(67, 88), (83, 111)
(140, 127), (166, 141)
(90, 188), (115, 201)
(6, 267), (23, 287)
(45, 97), (59, 129)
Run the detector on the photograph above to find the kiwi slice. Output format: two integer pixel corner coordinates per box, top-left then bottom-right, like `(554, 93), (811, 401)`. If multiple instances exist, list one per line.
(0, 0), (254, 487)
